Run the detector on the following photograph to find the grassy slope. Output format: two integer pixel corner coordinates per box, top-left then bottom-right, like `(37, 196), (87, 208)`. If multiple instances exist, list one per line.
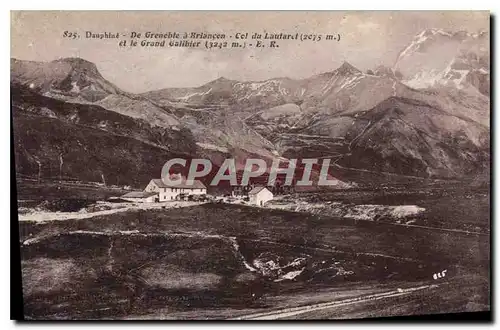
(13, 115), (187, 187)
(12, 84), (197, 188)
(18, 188), (490, 319)
(16, 181), (128, 202)
(295, 184), (490, 232)
(20, 202), (489, 267)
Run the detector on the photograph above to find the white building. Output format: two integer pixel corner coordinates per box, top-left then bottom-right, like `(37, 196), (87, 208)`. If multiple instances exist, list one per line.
(248, 186), (273, 206)
(121, 191), (158, 203)
(144, 178), (207, 202)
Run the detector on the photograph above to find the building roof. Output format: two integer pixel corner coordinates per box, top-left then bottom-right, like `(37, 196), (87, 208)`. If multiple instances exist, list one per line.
(122, 191), (158, 198)
(248, 186), (272, 195)
(150, 178), (207, 189)
(151, 179), (168, 188)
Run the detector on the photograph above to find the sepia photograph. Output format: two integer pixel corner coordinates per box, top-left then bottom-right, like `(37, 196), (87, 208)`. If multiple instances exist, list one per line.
(10, 10), (490, 320)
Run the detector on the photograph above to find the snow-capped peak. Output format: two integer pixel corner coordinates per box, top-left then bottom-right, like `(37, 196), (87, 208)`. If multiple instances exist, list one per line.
(394, 28), (489, 96)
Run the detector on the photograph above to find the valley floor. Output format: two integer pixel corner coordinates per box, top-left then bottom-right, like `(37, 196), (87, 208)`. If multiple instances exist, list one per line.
(16, 183), (490, 320)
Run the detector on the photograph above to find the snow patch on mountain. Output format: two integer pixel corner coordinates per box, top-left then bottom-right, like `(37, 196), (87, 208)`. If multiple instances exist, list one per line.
(259, 103), (301, 120)
(233, 79), (290, 100)
(397, 29), (433, 60)
(70, 81), (80, 93)
(196, 142), (229, 153)
(177, 88), (213, 101)
(403, 59), (482, 91)
(395, 28), (489, 95)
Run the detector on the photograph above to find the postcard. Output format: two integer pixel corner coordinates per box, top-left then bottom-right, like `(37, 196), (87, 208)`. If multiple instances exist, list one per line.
(11, 11), (490, 320)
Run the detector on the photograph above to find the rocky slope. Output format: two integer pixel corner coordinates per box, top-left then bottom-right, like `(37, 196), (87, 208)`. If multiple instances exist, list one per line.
(11, 84), (197, 187)
(11, 58), (283, 171)
(144, 62), (412, 116)
(11, 57), (180, 128)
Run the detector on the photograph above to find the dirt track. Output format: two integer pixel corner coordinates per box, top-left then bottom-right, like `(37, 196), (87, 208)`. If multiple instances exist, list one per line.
(229, 284), (440, 320)
(18, 201), (205, 222)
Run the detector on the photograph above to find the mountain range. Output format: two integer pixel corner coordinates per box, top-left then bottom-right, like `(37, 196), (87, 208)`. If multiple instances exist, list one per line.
(11, 28), (490, 188)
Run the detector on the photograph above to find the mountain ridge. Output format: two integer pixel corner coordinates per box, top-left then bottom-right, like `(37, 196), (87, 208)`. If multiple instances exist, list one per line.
(10, 28), (490, 183)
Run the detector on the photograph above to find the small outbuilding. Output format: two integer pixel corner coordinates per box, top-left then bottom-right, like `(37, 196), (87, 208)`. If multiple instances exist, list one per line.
(121, 191), (158, 203)
(248, 186), (273, 206)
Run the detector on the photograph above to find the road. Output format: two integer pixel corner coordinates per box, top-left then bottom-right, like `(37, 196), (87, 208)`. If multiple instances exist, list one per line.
(18, 201), (205, 222)
(229, 284), (440, 320)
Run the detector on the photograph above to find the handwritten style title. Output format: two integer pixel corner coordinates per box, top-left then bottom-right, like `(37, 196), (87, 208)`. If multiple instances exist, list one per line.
(62, 30), (341, 50)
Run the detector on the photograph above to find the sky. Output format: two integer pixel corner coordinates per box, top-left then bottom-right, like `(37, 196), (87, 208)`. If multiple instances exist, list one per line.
(11, 11), (489, 93)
